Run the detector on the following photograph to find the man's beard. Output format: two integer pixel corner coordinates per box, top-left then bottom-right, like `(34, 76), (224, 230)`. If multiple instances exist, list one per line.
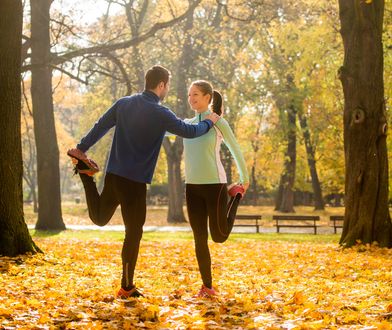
(159, 91), (167, 101)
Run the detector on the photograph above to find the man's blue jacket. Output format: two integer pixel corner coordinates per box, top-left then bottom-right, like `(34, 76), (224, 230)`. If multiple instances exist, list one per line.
(77, 90), (213, 183)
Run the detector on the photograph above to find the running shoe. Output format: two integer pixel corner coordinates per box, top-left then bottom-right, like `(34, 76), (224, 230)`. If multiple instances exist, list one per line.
(228, 183), (245, 198)
(67, 148), (99, 176)
(116, 286), (144, 298)
(197, 285), (217, 298)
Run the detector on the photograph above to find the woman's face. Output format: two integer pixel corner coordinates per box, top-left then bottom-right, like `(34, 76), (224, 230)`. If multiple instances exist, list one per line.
(188, 85), (211, 112)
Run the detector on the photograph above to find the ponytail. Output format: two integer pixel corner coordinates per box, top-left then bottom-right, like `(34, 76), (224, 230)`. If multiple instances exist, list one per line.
(212, 90), (223, 116)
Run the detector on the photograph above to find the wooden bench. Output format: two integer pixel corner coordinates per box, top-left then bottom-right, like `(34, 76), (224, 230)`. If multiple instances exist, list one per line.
(233, 214), (262, 233)
(272, 215), (320, 234)
(330, 215), (344, 234)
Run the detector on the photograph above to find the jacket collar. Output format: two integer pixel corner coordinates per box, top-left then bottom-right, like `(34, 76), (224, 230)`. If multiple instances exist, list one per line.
(197, 109), (212, 120)
(142, 90), (160, 103)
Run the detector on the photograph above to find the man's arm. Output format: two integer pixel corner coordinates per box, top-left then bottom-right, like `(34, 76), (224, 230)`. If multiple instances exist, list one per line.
(77, 102), (118, 152)
(164, 110), (220, 138)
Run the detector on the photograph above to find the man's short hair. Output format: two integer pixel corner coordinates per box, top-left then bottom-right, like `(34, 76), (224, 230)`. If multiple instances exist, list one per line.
(145, 65), (171, 90)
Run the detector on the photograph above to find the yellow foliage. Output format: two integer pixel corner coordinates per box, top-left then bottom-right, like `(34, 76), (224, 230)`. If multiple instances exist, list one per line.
(1, 237), (391, 328)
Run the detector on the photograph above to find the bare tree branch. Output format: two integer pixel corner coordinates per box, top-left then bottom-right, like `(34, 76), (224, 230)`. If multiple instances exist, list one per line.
(52, 64), (88, 84)
(104, 53), (132, 94)
(22, 0), (202, 72)
(50, 16), (84, 41)
(215, 0), (258, 22)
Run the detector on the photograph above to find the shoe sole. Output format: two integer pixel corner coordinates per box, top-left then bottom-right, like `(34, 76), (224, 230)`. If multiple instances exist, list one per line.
(67, 151), (99, 175)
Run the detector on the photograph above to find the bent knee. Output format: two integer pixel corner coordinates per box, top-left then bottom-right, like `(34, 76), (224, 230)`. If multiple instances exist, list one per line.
(211, 235), (228, 243)
(90, 216), (110, 227)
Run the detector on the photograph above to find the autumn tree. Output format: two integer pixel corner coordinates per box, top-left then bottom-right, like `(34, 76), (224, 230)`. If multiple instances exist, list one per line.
(0, 0), (40, 256)
(250, 0), (336, 211)
(273, 74), (298, 213)
(338, 0), (392, 247)
(201, 2), (257, 187)
(161, 1), (261, 221)
(294, 1), (345, 204)
(162, 3), (198, 223)
(23, 0), (202, 229)
(30, 0), (65, 230)
(298, 111), (324, 210)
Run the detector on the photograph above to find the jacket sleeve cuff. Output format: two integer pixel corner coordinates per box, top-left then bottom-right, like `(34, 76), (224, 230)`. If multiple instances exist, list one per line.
(76, 143), (88, 153)
(203, 119), (213, 129)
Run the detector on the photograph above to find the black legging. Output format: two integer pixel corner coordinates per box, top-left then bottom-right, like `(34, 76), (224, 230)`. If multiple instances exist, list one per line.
(79, 172), (146, 290)
(185, 183), (241, 288)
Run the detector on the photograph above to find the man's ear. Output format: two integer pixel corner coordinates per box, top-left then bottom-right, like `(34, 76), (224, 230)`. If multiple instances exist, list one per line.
(158, 81), (165, 89)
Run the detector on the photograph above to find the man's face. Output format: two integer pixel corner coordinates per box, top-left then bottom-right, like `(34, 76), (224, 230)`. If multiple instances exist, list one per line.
(159, 80), (170, 101)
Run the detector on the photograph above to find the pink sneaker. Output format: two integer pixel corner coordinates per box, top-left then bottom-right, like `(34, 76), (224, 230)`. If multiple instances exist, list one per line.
(197, 285), (218, 298)
(228, 184), (245, 198)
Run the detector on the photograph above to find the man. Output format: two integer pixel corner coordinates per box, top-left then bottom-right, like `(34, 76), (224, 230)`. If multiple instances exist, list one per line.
(67, 65), (220, 298)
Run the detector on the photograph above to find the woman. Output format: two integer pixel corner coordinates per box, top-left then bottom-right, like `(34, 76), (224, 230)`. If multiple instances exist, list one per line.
(184, 80), (249, 298)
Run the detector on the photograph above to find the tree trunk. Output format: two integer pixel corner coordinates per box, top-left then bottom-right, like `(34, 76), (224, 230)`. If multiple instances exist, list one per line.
(250, 154), (259, 205)
(0, 0), (41, 256)
(30, 0), (65, 230)
(163, 135), (186, 223)
(164, 9), (195, 223)
(32, 180), (38, 213)
(132, 46), (145, 92)
(22, 129), (38, 212)
(298, 113), (324, 210)
(24, 172), (38, 213)
(164, 139), (186, 223)
(250, 112), (265, 205)
(125, 0), (147, 92)
(275, 105), (296, 213)
(338, 0), (391, 247)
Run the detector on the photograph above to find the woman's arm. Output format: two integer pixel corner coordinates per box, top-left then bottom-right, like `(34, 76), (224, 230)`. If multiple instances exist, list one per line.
(216, 118), (249, 185)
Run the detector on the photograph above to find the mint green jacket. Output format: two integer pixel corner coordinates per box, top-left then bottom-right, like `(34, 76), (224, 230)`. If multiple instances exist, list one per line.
(183, 110), (249, 184)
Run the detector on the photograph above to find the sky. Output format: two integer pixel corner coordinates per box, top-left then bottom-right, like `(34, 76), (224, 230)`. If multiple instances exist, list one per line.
(50, 0), (121, 24)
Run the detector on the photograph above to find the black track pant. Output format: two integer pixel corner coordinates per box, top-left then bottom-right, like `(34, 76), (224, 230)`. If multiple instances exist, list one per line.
(79, 172), (146, 289)
(185, 183), (241, 288)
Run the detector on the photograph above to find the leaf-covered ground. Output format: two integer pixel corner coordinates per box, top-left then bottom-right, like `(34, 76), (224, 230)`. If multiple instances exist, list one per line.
(1, 232), (391, 329)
